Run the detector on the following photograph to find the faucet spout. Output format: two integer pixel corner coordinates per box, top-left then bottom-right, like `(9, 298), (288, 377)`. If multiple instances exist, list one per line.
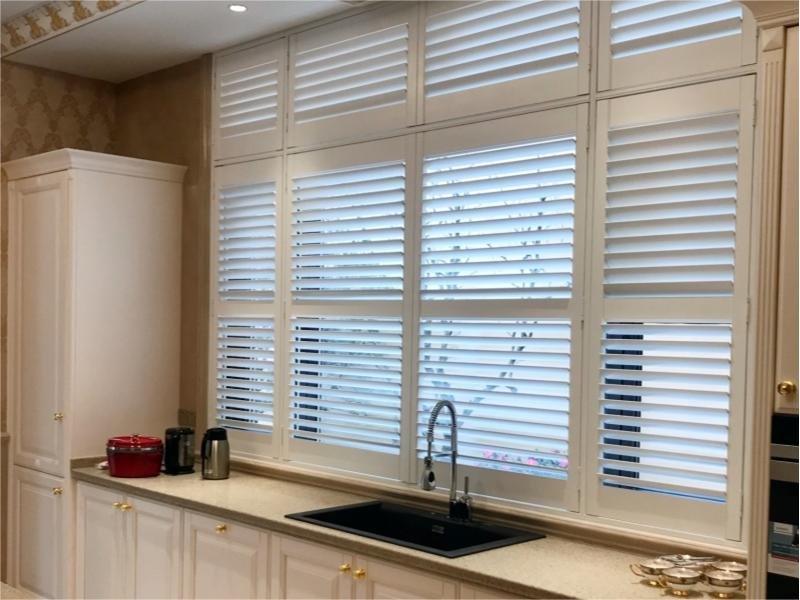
(421, 400), (471, 520)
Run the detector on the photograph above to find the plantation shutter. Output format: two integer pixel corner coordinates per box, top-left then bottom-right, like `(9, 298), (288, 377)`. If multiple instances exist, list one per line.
(588, 78), (754, 539)
(286, 138), (408, 478)
(215, 317), (275, 434)
(215, 40), (285, 159)
(289, 5), (415, 146)
(418, 319), (571, 479)
(423, 0), (587, 123)
(421, 136), (576, 300)
(598, 1), (755, 91)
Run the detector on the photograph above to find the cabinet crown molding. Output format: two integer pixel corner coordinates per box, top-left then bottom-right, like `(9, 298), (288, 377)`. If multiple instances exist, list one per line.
(1, 148), (187, 183)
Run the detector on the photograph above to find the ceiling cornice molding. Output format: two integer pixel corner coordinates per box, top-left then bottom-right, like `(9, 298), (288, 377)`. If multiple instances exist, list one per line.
(1, 0), (141, 58)
(740, 1), (798, 27)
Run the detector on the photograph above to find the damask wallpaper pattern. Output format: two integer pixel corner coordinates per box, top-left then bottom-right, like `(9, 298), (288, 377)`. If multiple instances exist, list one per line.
(1, 60), (116, 160)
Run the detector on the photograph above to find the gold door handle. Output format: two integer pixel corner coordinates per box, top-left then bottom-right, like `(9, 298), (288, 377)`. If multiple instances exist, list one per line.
(338, 564), (351, 574)
(53, 412), (64, 421)
(777, 381), (797, 395)
(112, 502), (122, 509)
(52, 487), (63, 496)
(215, 524), (227, 533)
(352, 568), (366, 580)
(120, 503), (133, 512)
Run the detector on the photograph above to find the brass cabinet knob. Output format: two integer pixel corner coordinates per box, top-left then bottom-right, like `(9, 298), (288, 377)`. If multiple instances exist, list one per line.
(53, 412), (64, 421)
(112, 502), (123, 509)
(215, 524), (227, 533)
(52, 487), (63, 496)
(777, 381), (797, 396)
(120, 503), (133, 512)
(338, 564), (351, 574)
(352, 568), (366, 580)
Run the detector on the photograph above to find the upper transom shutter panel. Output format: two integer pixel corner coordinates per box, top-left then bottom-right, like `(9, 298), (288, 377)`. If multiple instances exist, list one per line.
(216, 317), (275, 434)
(425, 0), (581, 98)
(216, 41), (283, 158)
(611, 1), (742, 59)
(422, 137), (576, 300)
(418, 319), (571, 479)
(218, 180), (276, 301)
(598, 322), (732, 502)
(291, 161), (405, 301)
(289, 316), (403, 454)
(604, 111), (739, 297)
(293, 23), (409, 124)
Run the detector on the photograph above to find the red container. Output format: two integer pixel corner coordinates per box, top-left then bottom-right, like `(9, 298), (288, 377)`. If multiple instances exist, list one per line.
(107, 434), (163, 478)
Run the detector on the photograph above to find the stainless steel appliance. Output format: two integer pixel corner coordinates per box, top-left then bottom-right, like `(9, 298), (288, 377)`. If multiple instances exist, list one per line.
(201, 427), (230, 480)
(164, 427), (195, 475)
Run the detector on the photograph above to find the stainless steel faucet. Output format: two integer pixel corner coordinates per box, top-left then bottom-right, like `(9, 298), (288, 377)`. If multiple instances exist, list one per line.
(420, 399), (472, 520)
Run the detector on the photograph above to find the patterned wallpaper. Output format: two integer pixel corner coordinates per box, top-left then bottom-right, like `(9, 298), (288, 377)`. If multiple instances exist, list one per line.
(1, 60), (116, 160)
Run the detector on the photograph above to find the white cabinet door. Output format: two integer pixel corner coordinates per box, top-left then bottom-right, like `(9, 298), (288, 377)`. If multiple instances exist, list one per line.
(8, 172), (70, 477)
(271, 535), (352, 600)
(127, 494), (182, 599)
(354, 556), (456, 600)
(76, 482), (127, 599)
(183, 511), (269, 599)
(10, 466), (68, 599)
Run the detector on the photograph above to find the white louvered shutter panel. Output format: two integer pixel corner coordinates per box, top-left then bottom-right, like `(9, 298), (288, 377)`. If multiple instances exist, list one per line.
(422, 137), (576, 300)
(288, 317), (403, 475)
(291, 161), (405, 301)
(215, 40), (284, 159)
(424, 0), (585, 122)
(290, 6), (414, 146)
(604, 112), (739, 297)
(599, 1), (754, 90)
(418, 319), (571, 480)
(216, 317), (275, 434)
(218, 180), (277, 301)
(598, 322), (731, 502)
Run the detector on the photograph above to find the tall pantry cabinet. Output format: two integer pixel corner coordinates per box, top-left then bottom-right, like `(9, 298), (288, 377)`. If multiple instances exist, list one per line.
(3, 149), (184, 599)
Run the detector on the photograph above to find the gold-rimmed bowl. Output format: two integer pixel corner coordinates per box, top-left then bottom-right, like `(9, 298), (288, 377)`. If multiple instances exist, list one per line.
(661, 567), (703, 596)
(630, 558), (675, 585)
(705, 569), (744, 598)
(711, 561), (747, 577)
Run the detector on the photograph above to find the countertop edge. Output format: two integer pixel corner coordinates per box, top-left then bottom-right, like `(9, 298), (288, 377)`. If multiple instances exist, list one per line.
(71, 468), (572, 599)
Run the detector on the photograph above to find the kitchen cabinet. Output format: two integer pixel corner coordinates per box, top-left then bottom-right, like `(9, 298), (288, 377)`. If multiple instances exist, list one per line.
(459, 584), (523, 599)
(271, 534), (456, 600)
(3, 149), (184, 597)
(76, 482), (182, 599)
(183, 510), (269, 599)
(9, 466), (69, 600)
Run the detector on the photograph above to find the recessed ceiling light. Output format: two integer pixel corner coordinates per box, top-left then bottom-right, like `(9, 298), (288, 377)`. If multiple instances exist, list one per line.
(228, 4), (247, 13)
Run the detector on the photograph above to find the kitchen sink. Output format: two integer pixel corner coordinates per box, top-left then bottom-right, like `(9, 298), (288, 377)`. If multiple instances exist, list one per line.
(286, 500), (544, 558)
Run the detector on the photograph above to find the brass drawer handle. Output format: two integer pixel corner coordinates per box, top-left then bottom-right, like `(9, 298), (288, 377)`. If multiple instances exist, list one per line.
(120, 503), (133, 512)
(215, 524), (227, 533)
(52, 487), (63, 496)
(338, 563), (351, 574)
(353, 568), (366, 580)
(53, 412), (64, 421)
(777, 381), (797, 396)
(112, 501), (122, 509)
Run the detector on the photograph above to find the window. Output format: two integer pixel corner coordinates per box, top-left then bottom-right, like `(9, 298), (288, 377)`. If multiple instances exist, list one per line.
(423, 0), (588, 122)
(289, 5), (416, 146)
(210, 2), (758, 544)
(587, 77), (754, 539)
(215, 39), (285, 159)
(598, 0), (756, 90)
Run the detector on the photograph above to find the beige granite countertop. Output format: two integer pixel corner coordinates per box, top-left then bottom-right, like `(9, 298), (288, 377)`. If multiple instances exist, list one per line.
(72, 467), (669, 599)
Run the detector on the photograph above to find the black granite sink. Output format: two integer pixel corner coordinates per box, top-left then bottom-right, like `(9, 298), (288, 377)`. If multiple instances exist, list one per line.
(286, 500), (544, 558)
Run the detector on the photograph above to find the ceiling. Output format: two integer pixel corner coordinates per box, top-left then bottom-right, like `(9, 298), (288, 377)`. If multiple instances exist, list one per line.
(3, 1), (353, 83)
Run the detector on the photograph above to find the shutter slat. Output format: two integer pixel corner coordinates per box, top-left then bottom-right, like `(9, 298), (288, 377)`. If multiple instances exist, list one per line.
(422, 136), (576, 301)
(603, 112), (739, 297)
(219, 58), (279, 139)
(598, 322), (731, 501)
(216, 318), (274, 435)
(418, 319), (571, 481)
(290, 317), (402, 455)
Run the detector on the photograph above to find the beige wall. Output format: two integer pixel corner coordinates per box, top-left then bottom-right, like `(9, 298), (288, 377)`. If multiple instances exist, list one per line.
(115, 55), (212, 431)
(0, 56), (211, 581)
